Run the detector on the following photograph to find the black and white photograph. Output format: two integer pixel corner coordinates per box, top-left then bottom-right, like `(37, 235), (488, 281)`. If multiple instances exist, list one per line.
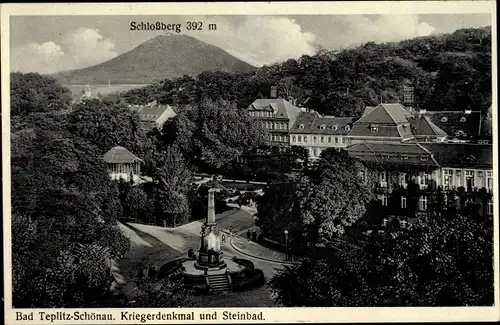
(2, 1), (498, 323)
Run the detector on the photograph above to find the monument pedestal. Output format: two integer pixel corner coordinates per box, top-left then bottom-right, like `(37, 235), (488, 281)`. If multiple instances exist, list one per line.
(194, 250), (227, 270)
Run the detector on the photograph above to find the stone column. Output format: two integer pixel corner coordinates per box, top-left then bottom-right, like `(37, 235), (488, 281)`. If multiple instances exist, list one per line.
(207, 189), (215, 224)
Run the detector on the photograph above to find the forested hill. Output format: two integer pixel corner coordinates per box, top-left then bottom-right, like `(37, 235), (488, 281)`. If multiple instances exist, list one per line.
(52, 34), (256, 85)
(120, 26), (492, 118)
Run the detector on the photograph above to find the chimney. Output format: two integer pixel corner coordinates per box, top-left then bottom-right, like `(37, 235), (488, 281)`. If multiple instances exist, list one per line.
(419, 109), (427, 115)
(464, 109), (472, 115)
(270, 86), (277, 98)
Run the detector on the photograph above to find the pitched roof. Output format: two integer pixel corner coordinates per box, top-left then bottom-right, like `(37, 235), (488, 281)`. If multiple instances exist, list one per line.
(420, 143), (492, 169)
(290, 111), (354, 135)
(249, 98), (303, 121)
(420, 111), (481, 139)
(348, 123), (414, 139)
(130, 104), (176, 122)
(103, 146), (142, 164)
(409, 115), (448, 137)
(355, 103), (411, 125)
(346, 142), (439, 168)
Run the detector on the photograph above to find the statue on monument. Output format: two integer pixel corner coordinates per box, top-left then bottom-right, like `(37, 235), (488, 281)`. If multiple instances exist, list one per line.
(195, 188), (226, 270)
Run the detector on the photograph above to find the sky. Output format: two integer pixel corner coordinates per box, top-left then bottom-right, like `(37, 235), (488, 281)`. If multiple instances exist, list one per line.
(10, 14), (491, 74)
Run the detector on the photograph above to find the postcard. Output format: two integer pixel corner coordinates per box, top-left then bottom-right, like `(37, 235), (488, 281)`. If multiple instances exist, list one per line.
(1, 1), (498, 323)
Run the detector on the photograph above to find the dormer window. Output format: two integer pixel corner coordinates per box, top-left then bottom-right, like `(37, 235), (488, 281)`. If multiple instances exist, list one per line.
(345, 125), (350, 131)
(441, 116), (448, 122)
(319, 124), (326, 130)
(332, 125), (338, 130)
(460, 116), (467, 122)
(370, 126), (378, 133)
(299, 124), (304, 129)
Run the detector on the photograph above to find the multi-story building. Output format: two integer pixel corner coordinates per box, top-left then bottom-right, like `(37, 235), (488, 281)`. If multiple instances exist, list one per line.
(129, 100), (177, 131)
(347, 103), (415, 145)
(247, 98), (303, 148)
(347, 103), (482, 145)
(289, 110), (354, 159)
(346, 142), (493, 217)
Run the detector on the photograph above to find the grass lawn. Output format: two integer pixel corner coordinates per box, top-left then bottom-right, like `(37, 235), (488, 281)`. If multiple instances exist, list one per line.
(118, 223), (184, 282)
(215, 208), (255, 234)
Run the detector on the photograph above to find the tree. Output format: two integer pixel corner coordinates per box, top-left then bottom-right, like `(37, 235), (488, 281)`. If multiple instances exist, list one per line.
(128, 277), (194, 307)
(153, 146), (193, 227)
(256, 174), (303, 245)
(10, 72), (72, 117)
(300, 149), (374, 246)
(124, 186), (149, 221)
(67, 99), (146, 154)
(161, 98), (265, 171)
(11, 109), (130, 308)
(269, 208), (494, 306)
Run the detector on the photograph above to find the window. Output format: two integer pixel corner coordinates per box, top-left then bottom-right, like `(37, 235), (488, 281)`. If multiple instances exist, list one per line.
(401, 196), (407, 209)
(272, 135), (276, 142)
(298, 135), (302, 143)
(486, 171), (493, 190)
(380, 171), (387, 182)
(420, 156), (429, 161)
(332, 125), (338, 130)
(487, 200), (493, 215)
(292, 136), (296, 143)
(381, 194), (388, 206)
(420, 196), (428, 210)
(455, 170), (462, 187)
(313, 148), (318, 157)
(304, 136), (308, 143)
(299, 124), (304, 129)
(320, 136), (325, 143)
(320, 124), (326, 130)
(382, 218), (389, 227)
(443, 169), (453, 188)
(265, 122), (269, 129)
(401, 155), (409, 161)
(460, 116), (467, 122)
(441, 116), (448, 122)
(335, 137), (339, 144)
(371, 126), (378, 133)
(342, 137), (347, 144)
(477, 171), (484, 188)
(345, 125), (350, 131)
(328, 137), (332, 143)
(465, 170), (475, 189)
(313, 136), (317, 143)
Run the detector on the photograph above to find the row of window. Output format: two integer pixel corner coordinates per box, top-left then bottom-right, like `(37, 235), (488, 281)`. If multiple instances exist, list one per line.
(260, 121), (289, 130)
(268, 134), (289, 142)
(249, 110), (274, 118)
(380, 194), (494, 214)
(377, 170), (493, 190)
(297, 124), (350, 131)
(443, 169), (493, 190)
(291, 135), (347, 144)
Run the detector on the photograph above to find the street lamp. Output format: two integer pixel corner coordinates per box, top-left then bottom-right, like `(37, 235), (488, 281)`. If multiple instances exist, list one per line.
(284, 229), (289, 261)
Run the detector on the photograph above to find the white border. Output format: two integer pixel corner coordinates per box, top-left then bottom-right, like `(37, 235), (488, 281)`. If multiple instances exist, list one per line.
(2, 1), (498, 323)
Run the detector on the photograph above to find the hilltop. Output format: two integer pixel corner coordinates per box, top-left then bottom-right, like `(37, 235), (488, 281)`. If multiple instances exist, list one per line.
(52, 34), (256, 84)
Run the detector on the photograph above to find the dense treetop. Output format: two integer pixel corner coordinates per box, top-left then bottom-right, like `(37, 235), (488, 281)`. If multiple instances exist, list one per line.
(121, 27), (491, 118)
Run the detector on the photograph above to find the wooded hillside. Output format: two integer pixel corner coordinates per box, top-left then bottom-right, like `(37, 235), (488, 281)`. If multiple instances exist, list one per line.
(120, 27), (491, 118)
